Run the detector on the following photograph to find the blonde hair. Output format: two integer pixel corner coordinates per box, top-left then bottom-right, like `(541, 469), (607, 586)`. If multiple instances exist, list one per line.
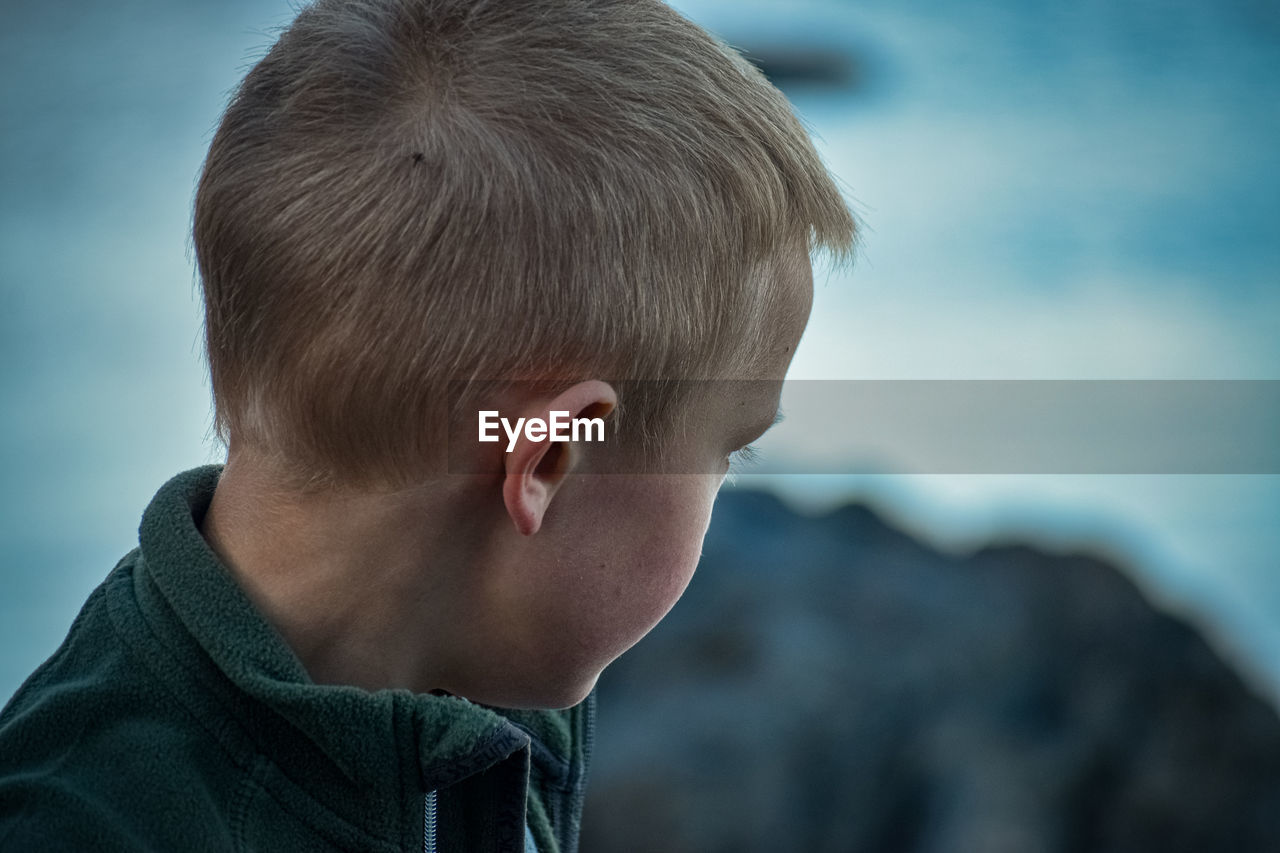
(194, 0), (856, 490)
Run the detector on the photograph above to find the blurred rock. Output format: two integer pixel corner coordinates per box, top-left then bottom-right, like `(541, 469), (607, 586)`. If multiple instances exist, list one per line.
(582, 490), (1280, 852)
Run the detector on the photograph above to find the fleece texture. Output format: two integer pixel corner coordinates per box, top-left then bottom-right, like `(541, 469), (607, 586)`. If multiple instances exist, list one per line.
(0, 465), (593, 852)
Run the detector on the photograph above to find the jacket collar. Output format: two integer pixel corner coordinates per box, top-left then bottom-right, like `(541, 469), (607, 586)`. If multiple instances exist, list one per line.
(132, 465), (566, 840)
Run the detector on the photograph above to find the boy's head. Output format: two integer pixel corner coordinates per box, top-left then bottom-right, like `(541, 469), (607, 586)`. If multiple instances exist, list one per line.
(193, 0), (855, 491)
(192, 0), (856, 709)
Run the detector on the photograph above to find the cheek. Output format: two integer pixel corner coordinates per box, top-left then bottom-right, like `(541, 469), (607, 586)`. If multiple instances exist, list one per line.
(541, 477), (718, 664)
(592, 477), (720, 655)
(632, 518), (706, 623)
(664, 491), (719, 589)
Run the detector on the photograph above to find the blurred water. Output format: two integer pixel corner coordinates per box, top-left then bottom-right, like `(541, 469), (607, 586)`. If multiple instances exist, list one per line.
(2, 0), (1278, 703)
(694, 0), (1280, 699)
(0, 0), (292, 698)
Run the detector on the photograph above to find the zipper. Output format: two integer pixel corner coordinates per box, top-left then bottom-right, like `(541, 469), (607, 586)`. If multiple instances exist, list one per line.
(583, 693), (595, 779)
(564, 689), (596, 853)
(423, 789), (438, 853)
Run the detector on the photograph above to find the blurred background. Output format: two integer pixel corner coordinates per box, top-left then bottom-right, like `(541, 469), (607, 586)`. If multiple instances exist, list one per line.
(2, 0), (1278, 849)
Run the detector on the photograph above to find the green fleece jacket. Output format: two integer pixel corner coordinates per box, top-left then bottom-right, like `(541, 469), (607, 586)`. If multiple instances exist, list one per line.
(0, 466), (594, 852)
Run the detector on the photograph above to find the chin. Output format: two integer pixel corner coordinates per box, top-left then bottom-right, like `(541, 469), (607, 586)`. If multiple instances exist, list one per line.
(472, 668), (601, 711)
(524, 671), (601, 711)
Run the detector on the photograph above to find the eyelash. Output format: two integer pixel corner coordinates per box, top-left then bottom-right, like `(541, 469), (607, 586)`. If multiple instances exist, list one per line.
(728, 443), (761, 468)
(726, 409), (782, 473)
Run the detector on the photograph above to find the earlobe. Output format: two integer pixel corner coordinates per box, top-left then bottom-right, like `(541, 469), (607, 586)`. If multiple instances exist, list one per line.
(503, 439), (574, 535)
(502, 457), (553, 536)
(501, 380), (616, 536)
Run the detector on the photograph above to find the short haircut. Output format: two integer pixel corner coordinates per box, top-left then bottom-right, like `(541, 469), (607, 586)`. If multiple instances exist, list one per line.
(193, 0), (857, 490)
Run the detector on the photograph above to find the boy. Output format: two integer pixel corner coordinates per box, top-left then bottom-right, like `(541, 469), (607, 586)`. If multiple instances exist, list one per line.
(0, 0), (854, 850)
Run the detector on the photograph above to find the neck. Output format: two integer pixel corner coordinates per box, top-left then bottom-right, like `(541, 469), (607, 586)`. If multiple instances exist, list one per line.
(198, 454), (498, 696)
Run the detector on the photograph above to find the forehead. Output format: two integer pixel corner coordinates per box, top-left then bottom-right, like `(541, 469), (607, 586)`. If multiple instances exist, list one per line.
(640, 243), (813, 466)
(698, 244), (813, 442)
(749, 242), (814, 381)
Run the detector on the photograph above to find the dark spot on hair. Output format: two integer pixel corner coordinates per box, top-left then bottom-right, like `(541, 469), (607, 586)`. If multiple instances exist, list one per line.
(411, 152), (425, 165)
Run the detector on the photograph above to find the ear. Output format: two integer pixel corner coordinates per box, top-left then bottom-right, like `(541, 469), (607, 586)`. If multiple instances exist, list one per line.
(502, 380), (617, 536)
